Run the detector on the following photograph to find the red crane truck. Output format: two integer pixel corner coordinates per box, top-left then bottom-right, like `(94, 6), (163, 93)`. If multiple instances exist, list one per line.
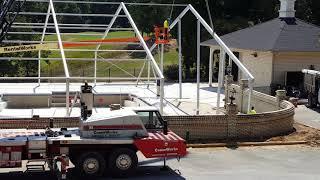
(0, 107), (187, 179)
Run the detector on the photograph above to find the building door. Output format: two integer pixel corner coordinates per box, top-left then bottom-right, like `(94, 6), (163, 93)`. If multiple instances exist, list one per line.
(225, 53), (239, 82)
(286, 71), (304, 89)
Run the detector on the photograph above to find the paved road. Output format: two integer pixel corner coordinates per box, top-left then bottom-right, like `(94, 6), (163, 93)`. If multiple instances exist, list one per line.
(0, 146), (319, 180)
(295, 105), (320, 129)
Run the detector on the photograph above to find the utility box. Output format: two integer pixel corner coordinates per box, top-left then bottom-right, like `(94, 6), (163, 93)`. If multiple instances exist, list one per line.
(80, 83), (93, 116)
(302, 69), (320, 108)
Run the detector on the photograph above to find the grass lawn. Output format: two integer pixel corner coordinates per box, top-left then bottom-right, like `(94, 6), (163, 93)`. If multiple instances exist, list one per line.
(41, 31), (178, 78)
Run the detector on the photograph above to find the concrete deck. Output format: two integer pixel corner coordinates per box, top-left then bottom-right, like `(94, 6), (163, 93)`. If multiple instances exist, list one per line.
(294, 105), (320, 129)
(0, 83), (225, 117)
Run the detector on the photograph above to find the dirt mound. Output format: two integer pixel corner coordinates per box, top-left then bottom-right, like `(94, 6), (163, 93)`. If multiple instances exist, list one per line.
(268, 123), (320, 146)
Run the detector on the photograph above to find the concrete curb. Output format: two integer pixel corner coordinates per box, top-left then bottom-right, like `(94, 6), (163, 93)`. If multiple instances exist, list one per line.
(187, 141), (308, 148)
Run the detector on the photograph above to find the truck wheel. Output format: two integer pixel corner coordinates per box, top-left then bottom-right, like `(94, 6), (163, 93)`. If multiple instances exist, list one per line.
(109, 148), (138, 177)
(75, 152), (106, 178)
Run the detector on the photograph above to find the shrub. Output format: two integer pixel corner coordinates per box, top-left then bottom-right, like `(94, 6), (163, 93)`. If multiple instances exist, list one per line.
(164, 64), (179, 81)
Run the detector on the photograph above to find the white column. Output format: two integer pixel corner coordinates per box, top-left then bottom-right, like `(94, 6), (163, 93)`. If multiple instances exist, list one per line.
(217, 49), (225, 114)
(208, 47), (213, 87)
(196, 20), (201, 115)
(178, 19), (183, 99)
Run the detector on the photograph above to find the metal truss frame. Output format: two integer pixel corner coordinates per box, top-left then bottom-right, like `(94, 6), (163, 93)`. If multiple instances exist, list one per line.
(0, 0), (255, 116)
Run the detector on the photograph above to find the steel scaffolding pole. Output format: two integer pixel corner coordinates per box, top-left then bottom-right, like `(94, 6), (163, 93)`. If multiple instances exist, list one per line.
(196, 20), (201, 115)
(217, 49), (225, 114)
(0, 77), (159, 81)
(11, 11), (127, 17)
(160, 78), (164, 114)
(94, 5), (123, 85)
(17, 0), (188, 7)
(136, 60), (146, 86)
(49, 0), (70, 115)
(10, 25), (132, 31)
(158, 44), (161, 66)
(38, 5), (51, 85)
(178, 19), (182, 99)
(147, 59), (151, 86)
(188, 4), (254, 111)
(2, 40), (140, 45)
(66, 78), (70, 116)
(120, 2), (164, 114)
(94, 52), (97, 84)
(161, 44), (164, 73)
(0, 57), (147, 61)
(208, 48), (213, 87)
(49, 1), (69, 78)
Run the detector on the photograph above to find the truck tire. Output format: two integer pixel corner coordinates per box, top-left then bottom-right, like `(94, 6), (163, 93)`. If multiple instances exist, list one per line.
(108, 148), (138, 177)
(75, 152), (106, 178)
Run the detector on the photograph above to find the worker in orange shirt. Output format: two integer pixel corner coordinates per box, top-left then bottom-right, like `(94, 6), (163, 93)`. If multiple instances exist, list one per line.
(154, 25), (160, 43)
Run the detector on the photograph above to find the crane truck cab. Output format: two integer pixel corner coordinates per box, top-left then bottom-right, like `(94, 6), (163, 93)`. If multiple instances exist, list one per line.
(0, 106), (186, 179)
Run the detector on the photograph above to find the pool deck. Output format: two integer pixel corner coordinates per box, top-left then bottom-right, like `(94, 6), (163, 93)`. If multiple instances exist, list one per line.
(0, 82), (225, 117)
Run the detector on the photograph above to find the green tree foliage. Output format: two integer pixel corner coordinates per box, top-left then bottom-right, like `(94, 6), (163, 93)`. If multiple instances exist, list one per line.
(1, 0), (320, 79)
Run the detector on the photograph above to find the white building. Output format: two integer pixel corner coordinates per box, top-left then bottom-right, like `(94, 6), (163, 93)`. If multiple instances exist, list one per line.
(201, 0), (320, 94)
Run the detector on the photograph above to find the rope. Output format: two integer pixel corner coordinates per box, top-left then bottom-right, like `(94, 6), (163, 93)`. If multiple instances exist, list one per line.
(205, 0), (214, 31)
(169, 0), (175, 21)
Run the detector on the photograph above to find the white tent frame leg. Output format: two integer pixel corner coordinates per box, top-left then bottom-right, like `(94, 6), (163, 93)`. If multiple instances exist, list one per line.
(149, 4), (255, 115)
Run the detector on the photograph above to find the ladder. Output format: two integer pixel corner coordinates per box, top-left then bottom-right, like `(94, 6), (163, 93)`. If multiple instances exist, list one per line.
(0, 0), (25, 43)
(26, 159), (47, 173)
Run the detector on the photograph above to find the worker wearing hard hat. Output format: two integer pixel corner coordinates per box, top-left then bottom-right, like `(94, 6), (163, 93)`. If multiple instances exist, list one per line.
(163, 19), (169, 40)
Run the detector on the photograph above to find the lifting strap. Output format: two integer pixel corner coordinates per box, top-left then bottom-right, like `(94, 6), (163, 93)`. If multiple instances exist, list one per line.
(169, 0), (175, 21)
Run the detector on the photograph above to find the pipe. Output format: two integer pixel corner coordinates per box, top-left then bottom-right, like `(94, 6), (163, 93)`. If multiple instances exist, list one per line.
(17, 0), (188, 6)
(196, 20), (201, 115)
(217, 49), (225, 114)
(38, 5), (51, 85)
(178, 19), (182, 99)
(49, 0), (69, 78)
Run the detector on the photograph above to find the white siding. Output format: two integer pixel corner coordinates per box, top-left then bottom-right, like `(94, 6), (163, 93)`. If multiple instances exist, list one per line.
(239, 51), (273, 87)
(273, 52), (320, 85)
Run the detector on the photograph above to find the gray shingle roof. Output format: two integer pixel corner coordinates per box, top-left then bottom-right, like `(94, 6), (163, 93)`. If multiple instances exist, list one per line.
(201, 18), (320, 52)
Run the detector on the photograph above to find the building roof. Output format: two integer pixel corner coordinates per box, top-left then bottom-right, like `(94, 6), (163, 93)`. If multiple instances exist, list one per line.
(201, 18), (320, 52)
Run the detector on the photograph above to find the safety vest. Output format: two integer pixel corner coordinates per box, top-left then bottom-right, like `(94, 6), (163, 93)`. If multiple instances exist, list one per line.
(248, 109), (257, 115)
(164, 20), (169, 29)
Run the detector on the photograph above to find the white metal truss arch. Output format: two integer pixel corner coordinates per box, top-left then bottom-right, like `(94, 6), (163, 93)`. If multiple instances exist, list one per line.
(0, 1), (255, 116)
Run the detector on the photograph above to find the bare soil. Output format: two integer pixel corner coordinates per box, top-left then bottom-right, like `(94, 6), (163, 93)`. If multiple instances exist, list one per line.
(267, 123), (320, 146)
